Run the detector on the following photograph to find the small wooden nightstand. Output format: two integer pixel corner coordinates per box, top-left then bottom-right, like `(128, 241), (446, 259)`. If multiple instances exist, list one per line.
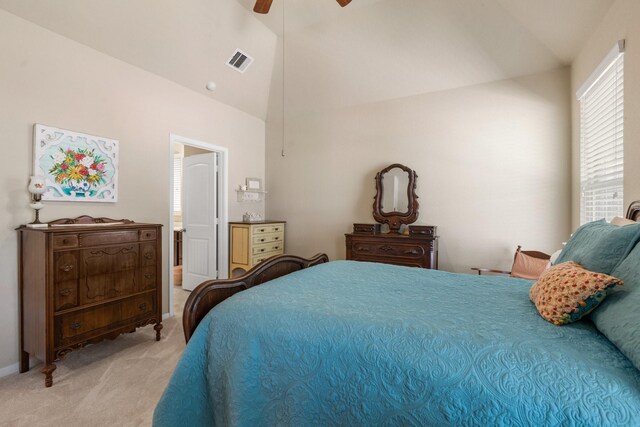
(229, 221), (285, 275)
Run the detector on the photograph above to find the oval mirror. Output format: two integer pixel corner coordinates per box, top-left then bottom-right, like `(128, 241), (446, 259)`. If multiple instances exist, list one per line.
(381, 167), (410, 214)
(373, 163), (419, 232)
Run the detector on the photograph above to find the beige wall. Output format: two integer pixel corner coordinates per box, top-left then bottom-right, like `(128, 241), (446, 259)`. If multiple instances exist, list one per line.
(0, 11), (265, 371)
(266, 67), (572, 273)
(571, 0), (640, 227)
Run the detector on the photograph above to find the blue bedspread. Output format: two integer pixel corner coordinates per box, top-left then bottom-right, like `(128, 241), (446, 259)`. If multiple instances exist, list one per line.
(154, 261), (640, 426)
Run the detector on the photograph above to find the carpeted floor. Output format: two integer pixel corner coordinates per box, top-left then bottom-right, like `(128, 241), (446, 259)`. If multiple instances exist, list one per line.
(0, 287), (190, 427)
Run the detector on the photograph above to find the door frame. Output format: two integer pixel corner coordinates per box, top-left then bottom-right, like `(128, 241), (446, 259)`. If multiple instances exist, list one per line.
(168, 134), (229, 317)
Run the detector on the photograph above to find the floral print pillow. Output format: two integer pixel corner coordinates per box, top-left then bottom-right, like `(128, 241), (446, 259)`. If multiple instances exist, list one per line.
(529, 261), (623, 325)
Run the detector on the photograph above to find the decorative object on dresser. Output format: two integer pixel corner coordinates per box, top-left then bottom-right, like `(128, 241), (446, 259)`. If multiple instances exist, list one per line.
(229, 221), (285, 276)
(345, 163), (438, 269)
(26, 175), (48, 228)
(17, 216), (163, 387)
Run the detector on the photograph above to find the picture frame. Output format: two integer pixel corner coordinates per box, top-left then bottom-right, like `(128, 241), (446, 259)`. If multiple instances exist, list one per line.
(33, 124), (119, 202)
(245, 177), (263, 191)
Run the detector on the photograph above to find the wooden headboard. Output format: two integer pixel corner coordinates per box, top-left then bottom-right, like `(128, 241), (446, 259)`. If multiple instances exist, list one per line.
(626, 200), (640, 221)
(182, 253), (329, 343)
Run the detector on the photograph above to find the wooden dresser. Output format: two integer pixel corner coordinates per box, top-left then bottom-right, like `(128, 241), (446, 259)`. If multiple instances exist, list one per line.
(229, 221), (285, 275)
(345, 226), (438, 269)
(18, 216), (163, 387)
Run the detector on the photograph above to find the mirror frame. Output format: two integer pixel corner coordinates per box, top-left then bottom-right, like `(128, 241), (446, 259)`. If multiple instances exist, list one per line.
(372, 163), (419, 232)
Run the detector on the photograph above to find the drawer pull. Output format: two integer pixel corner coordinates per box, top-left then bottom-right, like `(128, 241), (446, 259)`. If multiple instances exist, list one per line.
(60, 264), (75, 272)
(404, 249), (419, 255)
(355, 245), (370, 252)
(380, 245), (394, 252)
(144, 253), (154, 260)
(259, 238), (265, 242)
(62, 239), (70, 244)
(259, 228), (265, 232)
(274, 237), (279, 240)
(70, 322), (81, 330)
(59, 288), (72, 296)
(274, 228), (280, 231)
(145, 233), (152, 238)
(274, 246), (279, 250)
(260, 248), (265, 252)
(144, 273), (153, 279)
(138, 303), (147, 311)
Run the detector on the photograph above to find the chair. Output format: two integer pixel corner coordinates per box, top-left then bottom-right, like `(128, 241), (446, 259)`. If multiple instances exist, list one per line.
(471, 246), (551, 280)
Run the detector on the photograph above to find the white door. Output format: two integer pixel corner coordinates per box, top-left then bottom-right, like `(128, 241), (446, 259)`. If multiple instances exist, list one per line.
(182, 152), (218, 291)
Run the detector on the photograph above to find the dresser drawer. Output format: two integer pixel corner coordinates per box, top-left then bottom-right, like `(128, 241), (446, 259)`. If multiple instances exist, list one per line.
(351, 242), (426, 259)
(80, 245), (139, 304)
(54, 252), (79, 311)
(138, 266), (157, 291)
(252, 241), (283, 255)
(140, 243), (157, 267)
(79, 230), (138, 247)
(252, 224), (284, 234)
(252, 232), (283, 245)
(52, 234), (79, 249)
(139, 229), (157, 241)
(56, 293), (156, 346)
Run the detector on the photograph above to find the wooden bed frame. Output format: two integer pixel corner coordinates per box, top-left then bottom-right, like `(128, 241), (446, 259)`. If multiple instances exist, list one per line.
(183, 200), (640, 342)
(183, 253), (329, 342)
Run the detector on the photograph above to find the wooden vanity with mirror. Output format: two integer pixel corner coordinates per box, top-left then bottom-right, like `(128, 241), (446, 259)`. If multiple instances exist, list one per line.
(345, 163), (438, 269)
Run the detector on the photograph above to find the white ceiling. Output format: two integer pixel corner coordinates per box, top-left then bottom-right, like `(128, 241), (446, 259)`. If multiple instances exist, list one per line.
(0, 0), (614, 119)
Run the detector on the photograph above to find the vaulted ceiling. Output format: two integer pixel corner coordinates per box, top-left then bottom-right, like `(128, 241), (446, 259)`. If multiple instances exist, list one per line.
(0, 0), (614, 120)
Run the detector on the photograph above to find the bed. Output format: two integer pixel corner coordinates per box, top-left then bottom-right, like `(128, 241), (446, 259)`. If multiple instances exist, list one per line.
(154, 205), (640, 426)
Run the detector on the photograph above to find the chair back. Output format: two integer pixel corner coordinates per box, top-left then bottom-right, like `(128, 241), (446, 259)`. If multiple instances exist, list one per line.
(510, 246), (551, 280)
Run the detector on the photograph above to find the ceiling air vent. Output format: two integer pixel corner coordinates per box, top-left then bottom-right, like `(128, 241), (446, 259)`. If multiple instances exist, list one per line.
(226, 49), (254, 73)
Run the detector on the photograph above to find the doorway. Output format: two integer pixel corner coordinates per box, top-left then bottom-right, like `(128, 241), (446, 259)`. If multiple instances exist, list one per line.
(168, 134), (228, 317)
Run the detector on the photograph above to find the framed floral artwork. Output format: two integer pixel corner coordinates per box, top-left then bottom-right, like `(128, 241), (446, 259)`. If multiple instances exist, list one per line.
(33, 124), (119, 202)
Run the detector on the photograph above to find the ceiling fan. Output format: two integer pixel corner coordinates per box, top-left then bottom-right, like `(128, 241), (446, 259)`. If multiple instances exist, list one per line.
(253, 0), (352, 14)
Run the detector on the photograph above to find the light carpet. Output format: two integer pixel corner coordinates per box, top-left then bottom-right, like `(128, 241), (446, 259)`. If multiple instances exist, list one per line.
(0, 287), (189, 427)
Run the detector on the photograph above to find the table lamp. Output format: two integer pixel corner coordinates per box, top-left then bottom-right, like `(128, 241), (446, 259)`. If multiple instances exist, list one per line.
(27, 175), (48, 228)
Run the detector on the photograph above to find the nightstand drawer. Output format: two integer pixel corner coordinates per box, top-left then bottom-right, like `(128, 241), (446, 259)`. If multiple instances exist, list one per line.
(252, 242), (283, 255)
(252, 232), (283, 245)
(252, 254), (276, 265)
(252, 224), (284, 234)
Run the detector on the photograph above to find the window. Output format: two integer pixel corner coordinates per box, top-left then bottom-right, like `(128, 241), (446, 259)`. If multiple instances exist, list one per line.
(578, 40), (625, 224)
(173, 155), (183, 213)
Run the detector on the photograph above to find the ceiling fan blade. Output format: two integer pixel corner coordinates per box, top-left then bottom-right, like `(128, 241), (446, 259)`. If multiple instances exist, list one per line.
(336, 0), (352, 7)
(253, 0), (273, 14)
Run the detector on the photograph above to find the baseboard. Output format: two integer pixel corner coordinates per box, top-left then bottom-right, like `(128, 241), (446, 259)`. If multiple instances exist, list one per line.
(162, 312), (172, 320)
(0, 362), (19, 378)
(0, 357), (37, 379)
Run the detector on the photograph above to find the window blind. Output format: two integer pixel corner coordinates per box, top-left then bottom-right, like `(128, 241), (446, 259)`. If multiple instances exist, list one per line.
(173, 155), (183, 213)
(579, 43), (624, 224)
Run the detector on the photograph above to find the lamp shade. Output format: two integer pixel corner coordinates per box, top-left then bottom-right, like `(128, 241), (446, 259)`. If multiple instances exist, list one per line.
(28, 175), (47, 195)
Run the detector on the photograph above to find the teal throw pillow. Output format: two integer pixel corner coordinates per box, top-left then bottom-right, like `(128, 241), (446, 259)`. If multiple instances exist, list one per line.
(591, 242), (640, 371)
(554, 219), (640, 274)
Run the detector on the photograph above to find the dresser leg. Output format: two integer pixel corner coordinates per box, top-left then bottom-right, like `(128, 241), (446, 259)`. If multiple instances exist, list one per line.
(154, 322), (163, 341)
(41, 363), (56, 387)
(19, 350), (29, 373)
